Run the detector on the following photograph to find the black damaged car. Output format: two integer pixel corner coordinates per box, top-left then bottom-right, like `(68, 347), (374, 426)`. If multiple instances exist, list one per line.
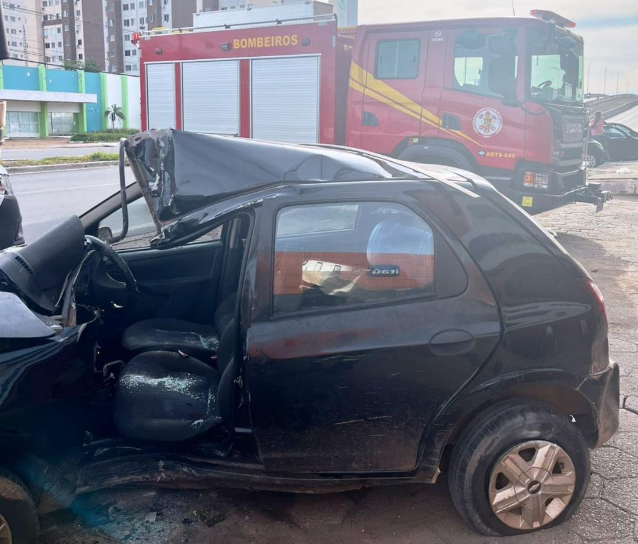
(0, 130), (619, 541)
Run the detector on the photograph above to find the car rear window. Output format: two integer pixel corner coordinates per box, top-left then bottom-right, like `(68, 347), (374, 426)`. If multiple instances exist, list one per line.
(273, 202), (435, 314)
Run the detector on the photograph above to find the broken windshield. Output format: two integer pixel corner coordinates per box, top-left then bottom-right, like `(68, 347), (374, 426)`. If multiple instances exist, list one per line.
(528, 26), (584, 105)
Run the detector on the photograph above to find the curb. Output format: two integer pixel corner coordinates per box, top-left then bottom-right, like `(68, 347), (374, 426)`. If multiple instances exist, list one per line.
(7, 160), (119, 175)
(598, 180), (638, 196)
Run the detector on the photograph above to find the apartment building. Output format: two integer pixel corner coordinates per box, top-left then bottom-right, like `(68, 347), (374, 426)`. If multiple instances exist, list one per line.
(3, 0), (44, 66)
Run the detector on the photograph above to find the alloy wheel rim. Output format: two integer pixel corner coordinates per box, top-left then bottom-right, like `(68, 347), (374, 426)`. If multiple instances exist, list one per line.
(0, 512), (12, 544)
(488, 440), (576, 531)
(586, 155), (597, 167)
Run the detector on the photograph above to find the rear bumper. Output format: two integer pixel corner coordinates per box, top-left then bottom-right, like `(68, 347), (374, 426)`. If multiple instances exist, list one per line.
(578, 361), (620, 447)
(0, 195), (25, 250)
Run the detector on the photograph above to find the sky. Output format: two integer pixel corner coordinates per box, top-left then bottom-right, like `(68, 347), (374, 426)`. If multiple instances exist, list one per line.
(359, 1), (638, 95)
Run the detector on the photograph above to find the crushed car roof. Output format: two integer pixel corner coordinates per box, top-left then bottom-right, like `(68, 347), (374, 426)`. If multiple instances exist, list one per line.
(125, 129), (433, 227)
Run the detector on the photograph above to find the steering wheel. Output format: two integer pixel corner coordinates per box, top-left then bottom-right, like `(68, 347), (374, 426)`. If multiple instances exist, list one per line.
(537, 80), (553, 89)
(85, 235), (138, 307)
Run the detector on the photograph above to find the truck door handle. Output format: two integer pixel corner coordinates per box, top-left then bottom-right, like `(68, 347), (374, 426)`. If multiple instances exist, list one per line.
(363, 111), (379, 126)
(429, 329), (475, 356)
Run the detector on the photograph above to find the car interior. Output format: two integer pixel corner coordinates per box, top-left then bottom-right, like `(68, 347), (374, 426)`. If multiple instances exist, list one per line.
(0, 188), (254, 448)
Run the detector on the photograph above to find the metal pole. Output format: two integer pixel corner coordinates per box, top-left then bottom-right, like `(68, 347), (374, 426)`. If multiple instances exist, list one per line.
(510, 0), (516, 16)
(616, 72), (619, 95)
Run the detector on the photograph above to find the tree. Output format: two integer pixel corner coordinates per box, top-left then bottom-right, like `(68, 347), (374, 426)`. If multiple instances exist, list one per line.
(105, 104), (126, 129)
(84, 59), (100, 73)
(64, 59), (84, 71)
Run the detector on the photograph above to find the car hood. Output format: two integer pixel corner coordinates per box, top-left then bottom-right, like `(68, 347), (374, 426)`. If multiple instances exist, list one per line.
(125, 129), (431, 227)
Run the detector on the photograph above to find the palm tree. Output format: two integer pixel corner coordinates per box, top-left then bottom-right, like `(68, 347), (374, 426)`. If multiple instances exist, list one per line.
(105, 104), (126, 130)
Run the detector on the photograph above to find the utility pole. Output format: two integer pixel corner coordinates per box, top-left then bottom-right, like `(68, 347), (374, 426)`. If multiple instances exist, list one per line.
(616, 72), (619, 95)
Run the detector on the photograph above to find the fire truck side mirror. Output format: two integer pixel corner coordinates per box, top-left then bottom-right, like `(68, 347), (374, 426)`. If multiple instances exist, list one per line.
(0, 3), (9, 61)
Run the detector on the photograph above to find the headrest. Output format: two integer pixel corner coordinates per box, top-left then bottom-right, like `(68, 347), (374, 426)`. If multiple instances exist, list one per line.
(367, 219), (433, 265)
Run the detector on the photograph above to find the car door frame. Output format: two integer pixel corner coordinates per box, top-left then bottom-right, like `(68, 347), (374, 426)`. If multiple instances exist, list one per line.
(242, 181), (502, 475)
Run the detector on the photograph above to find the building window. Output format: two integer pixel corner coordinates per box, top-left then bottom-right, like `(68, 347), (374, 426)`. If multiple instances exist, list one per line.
(64, 24), (69, 31)
(45, 56), (51, 62)
(42, 0), (47, 7)
(123, 18), (129, 25)
(7, 112), (40, 137)
(375, 39), (420, 80)
(58, 41), (62, 47)
(124, 49), (130, 56)
(139, 1), (145, 7)
(45, 42), (50, 48)
(63, 10), (67, 16)
(163, 13), (168, 22)
(149, 13), (154, 22)
(77, 39), (82, 45)
(76, 9), (80, 16)
(44, 29), (49, 38)
(48, 112), (78, 136)
(110, 35), (115, 42)
(125, 65), (132, 72)
(109, 19), (113, 26)
(139, 16), (144, 24)
(9, 16), (15, 22)
(111, 66), (117, 72)
(130, 17), (135, 25)
(10, 29), (15, 34)
(78, 53), (83, 59)
(108, 4), (114, 10)
(57, 27), (61, 33)
(65, 38), (69, 46)
(123, 3), (129, 9)
(132, 49), (137, 56)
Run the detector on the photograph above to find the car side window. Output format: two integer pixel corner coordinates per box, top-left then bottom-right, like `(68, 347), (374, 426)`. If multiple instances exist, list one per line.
(98, 198), (223, 250)
(375, 39), (420, 79)
(273, 202), (435, 315)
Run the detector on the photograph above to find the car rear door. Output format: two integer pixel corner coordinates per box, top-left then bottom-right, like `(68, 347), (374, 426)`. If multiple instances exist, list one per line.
(244, 183), (501, 474)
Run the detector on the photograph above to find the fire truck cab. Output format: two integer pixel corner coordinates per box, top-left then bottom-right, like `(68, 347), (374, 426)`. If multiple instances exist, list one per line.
(136, 10), (608, 214)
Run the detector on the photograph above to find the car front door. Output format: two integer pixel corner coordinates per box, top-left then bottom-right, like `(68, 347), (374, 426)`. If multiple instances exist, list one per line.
(244, 185), (501, 474)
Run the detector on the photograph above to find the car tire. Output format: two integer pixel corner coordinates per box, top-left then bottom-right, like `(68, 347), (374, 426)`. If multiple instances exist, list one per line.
(0, 467), (39, 544)
(448, 400), (590, 536)
(586, 153), (598, 168)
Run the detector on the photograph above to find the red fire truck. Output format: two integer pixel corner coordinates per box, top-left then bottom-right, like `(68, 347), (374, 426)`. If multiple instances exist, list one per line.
(135, 10), (608, 214)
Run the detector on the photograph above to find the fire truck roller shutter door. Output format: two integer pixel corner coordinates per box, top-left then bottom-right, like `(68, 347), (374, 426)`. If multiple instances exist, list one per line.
(146, 63), (176, 130)
(182, 61), (240, 135)
(251, 56), (319, 144)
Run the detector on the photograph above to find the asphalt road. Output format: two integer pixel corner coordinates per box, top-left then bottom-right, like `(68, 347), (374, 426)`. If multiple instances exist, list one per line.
(609, 103), (638, 131)
(2, 144), (118, 161)
(11, 166), (123, 242)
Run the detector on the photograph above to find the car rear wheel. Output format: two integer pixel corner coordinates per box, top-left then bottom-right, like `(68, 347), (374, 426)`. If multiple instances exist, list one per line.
(448, 401), (590, 536)
(0, 468), (38, 544)
(586, 153), (598, 168)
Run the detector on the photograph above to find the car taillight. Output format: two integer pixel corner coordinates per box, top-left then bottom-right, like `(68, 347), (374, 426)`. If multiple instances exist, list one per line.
(579, 278), (609, 373)
(579, 278), (607, 327)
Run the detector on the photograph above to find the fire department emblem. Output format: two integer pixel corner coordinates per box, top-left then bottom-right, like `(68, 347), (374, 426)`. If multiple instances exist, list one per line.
(473, 108), (503, 138)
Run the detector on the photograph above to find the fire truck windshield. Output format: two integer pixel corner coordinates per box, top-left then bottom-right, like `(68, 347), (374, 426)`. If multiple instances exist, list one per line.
(528, 27), (584, 105)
